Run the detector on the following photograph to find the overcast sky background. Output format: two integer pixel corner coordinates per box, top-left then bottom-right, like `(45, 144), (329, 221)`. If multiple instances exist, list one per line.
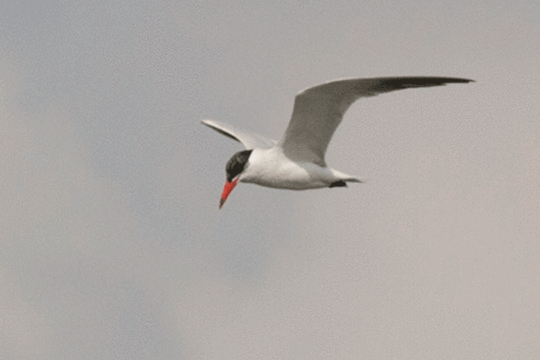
(1, 0), (539, 359)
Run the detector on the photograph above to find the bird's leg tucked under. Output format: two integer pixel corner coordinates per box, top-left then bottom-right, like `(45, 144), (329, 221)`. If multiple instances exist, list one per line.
(329, 180), (347, 188)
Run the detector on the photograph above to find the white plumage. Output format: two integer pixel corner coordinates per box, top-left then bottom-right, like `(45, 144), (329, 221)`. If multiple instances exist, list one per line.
(202, 76), (474, 208)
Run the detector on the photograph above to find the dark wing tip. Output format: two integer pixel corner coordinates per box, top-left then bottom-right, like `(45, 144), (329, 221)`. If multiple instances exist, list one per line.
(373, 76), (475, 92)
(389, 76), (474, 85)
(433, 77), (475, 84)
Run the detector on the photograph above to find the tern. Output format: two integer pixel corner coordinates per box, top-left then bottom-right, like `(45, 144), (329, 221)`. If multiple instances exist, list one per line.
(203, 76), (474, 208)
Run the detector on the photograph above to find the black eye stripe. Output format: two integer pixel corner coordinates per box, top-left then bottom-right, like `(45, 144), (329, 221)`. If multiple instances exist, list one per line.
(225, 150), (253, 182)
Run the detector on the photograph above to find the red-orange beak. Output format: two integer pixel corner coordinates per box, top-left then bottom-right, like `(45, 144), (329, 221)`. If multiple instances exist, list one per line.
(219, 177), (239, 209)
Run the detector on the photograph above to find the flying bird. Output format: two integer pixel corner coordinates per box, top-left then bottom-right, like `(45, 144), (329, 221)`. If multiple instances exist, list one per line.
(202, 76), (474, 208)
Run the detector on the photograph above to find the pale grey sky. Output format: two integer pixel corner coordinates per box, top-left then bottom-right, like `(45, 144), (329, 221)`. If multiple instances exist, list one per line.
(1, 1), (539, 359)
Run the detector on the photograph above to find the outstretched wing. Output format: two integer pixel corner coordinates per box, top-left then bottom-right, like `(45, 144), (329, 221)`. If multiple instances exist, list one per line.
(201, 119), (277, 149)
(278, 76), (474, 166)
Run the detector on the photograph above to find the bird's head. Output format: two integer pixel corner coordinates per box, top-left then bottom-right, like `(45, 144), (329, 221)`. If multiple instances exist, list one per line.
(220, 149), (253, 209)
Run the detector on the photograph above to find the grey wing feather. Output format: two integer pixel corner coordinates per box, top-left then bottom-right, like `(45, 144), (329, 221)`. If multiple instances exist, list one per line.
(278, 76), (474, 166)
(201, 119), (277, 149)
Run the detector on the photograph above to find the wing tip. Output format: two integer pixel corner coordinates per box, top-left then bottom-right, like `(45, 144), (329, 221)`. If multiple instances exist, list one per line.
(446, 77), (475, 84)
(201, 119), (243, 144)
(402, 76), (476, 86)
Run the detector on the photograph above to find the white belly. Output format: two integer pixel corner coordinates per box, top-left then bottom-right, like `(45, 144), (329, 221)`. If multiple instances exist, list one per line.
(239, 148), (334, 190)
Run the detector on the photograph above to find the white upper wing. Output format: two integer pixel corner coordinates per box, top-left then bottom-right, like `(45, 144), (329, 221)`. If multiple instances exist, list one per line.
(201, 119), (277, 149)
(278, 76), (474, 166)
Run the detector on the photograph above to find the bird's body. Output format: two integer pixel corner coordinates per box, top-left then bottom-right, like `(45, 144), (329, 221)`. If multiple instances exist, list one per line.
(202, 76), (474, 208)
(240, 147), (360, 190)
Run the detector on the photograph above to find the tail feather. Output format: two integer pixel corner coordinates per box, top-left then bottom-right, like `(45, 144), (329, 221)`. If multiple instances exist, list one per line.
(329, 168), (364, 185)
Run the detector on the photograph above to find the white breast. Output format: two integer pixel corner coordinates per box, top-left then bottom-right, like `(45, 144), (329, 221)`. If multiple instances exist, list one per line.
(239, 148), (333, 190)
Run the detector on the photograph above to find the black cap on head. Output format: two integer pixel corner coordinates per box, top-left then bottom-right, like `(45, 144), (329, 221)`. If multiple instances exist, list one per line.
(225, 150), (253, 182)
